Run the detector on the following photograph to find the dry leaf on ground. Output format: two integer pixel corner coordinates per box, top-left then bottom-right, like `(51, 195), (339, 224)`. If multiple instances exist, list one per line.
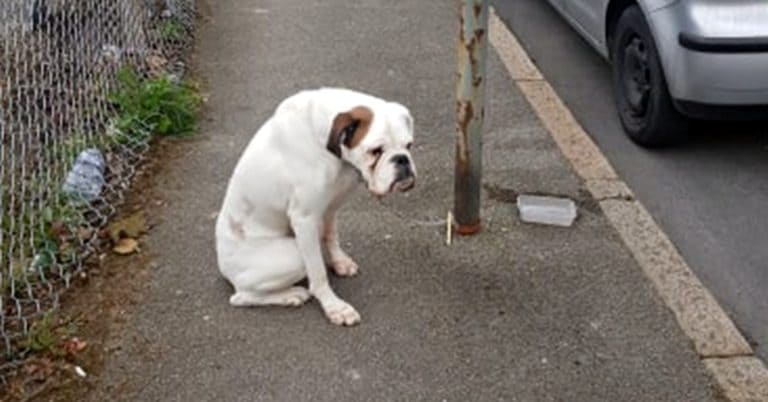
(107, 212), (146, 243)
(63, 338), (87, 355)
(77, 227), (95, 242)
(23, 358), (54, 381)
(112, 238), (139, 255)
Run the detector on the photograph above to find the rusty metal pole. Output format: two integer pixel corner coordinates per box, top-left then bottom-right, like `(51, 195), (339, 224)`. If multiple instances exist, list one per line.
(454, 0), (488, 235)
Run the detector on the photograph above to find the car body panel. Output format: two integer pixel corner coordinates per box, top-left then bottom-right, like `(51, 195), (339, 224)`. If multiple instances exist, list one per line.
(548, 0), (610, 58)
(547, 0), (768, 106)
(651, 1), (768, 104)
(564, 1), (606, 51)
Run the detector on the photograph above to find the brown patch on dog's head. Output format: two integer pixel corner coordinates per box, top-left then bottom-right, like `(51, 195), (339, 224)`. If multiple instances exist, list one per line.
(327, 106), (373, 157)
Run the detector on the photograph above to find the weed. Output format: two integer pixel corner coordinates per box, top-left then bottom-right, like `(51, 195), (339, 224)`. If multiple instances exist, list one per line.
(20, 313), (58, 354)
(109, 66), (200, 145)
(159, 20), (187, 42)
(18, 312), (79, 356)
(2, 262), (28, 298)
(1, 186), (87, 298)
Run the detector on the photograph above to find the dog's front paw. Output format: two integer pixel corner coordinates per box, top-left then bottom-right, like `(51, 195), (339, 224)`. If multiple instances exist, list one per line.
(331, 254), (359, 277)
(324, 300), (361, 326)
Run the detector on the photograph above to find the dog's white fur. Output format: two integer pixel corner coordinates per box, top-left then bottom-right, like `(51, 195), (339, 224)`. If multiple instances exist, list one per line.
(215, 88), (415, 326)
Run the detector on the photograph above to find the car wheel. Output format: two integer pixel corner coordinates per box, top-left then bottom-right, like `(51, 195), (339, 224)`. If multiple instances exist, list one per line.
(611, 5), (687, 146)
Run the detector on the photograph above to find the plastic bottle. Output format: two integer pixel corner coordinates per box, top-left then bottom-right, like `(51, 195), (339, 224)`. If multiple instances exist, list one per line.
(62, 148), (105, 202)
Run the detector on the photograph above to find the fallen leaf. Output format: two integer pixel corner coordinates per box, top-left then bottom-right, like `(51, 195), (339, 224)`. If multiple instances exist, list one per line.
(63, 337), (87, 355)
(23, 362), (38, 376)
(58, 240), (73, 254)
(146, 55), (169, 78)
(49, 220), (68, 237)
(146, 55), (168, 70)
(23, 358), (54, 381)
(107, 212), (146, 243)
(77, 227), (95, 241)
(112, 238), (139, 255)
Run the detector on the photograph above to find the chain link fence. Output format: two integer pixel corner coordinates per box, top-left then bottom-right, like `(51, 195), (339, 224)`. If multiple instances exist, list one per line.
(0, 0), (195, 376)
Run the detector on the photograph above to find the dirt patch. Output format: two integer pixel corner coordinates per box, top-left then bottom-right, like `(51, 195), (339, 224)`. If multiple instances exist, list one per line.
(483, 183), (601, 213)
(0, 138), (189, 402)
(483, 183), (519, 203)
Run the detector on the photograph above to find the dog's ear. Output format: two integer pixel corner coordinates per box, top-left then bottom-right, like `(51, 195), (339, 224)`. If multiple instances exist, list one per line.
(327, 106), (373, 157)
(327, 112), (356, 158)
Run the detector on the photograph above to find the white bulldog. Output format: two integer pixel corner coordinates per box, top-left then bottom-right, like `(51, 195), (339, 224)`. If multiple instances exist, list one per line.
(215, 88), (416, 326)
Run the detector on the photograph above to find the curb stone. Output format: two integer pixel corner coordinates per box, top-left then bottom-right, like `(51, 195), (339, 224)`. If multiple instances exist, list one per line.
(704, 357), (768, 402)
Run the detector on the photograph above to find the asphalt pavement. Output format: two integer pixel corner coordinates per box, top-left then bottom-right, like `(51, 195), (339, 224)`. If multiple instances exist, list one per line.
(85, 0), (719, 400)
(492, 0), (768, 362)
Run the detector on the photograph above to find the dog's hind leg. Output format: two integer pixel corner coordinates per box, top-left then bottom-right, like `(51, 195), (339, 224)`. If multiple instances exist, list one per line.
(221, 237), (309, 307)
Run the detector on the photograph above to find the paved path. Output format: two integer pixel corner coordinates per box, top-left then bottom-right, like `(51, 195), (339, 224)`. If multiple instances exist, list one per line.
(87, 1), (718, 400)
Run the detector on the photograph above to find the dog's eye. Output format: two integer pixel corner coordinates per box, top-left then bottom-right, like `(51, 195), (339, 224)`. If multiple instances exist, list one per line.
(369, 147), (383, 157)
(406, 142), (413, 150)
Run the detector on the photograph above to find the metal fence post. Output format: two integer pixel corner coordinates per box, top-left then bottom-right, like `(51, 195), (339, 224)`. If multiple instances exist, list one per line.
(454, 0), (488, 235)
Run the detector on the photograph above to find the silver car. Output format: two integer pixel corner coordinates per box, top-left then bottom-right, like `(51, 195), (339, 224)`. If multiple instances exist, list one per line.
(547, 0), (768, 146)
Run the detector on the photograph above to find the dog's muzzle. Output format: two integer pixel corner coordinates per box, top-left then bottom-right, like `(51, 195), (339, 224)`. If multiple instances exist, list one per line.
(391, 154), (415, 193)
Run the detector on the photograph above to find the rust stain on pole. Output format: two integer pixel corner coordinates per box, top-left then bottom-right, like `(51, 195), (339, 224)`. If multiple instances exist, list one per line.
(455, 100), (473, 163)
(454, 0), (488, 236)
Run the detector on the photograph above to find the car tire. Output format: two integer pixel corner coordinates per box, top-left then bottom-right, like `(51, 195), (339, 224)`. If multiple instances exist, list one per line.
(611, 6), (687, 147)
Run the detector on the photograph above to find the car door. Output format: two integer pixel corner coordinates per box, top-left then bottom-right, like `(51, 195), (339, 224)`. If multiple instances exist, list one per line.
(564, 0), (609, 49)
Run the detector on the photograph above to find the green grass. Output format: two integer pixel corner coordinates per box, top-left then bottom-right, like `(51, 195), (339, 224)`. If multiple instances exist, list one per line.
(109, 66), (201, 145)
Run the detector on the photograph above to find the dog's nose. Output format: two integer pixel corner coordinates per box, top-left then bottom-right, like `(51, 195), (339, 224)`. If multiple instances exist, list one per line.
(391, 154), (410, 167)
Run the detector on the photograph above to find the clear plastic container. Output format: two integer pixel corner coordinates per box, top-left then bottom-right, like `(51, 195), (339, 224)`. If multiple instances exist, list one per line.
(516, 194), (577, 227)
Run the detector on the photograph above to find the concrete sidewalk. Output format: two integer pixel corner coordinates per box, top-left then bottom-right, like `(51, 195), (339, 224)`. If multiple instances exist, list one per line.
(88, 0), (719, 400)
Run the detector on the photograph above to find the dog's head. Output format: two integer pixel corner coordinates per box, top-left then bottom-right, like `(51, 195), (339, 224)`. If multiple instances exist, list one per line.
(327, 102), (416, 197)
